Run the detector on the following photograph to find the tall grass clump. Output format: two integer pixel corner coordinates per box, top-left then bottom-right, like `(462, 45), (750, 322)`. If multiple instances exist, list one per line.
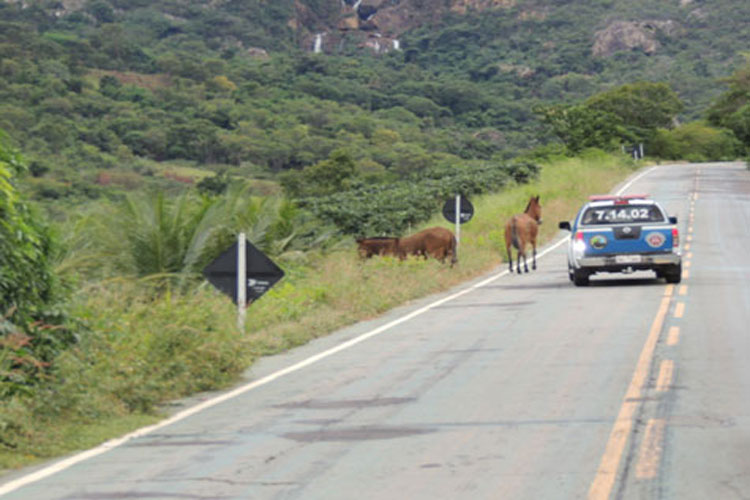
(0, 281), (244, 469)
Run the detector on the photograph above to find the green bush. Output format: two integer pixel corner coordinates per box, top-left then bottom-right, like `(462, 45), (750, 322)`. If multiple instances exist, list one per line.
(1, 132), (69, 397)
(649, 122), (742, 161)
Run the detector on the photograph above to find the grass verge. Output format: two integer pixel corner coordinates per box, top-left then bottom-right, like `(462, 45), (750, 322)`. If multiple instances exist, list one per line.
(1, 151), (640, 474)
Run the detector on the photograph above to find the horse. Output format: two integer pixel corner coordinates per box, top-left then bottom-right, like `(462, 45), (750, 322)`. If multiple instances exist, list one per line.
(397, 226), (457, 266)
(504, 195), (542, 273)
(356, 237), (399, 258)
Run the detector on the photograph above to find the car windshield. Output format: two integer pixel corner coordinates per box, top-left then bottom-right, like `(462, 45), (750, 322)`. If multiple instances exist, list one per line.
(581, 204), (665, 225)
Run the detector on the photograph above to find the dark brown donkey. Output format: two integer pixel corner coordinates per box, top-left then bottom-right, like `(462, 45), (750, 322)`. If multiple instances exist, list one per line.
(356, 237), (399, 258)
(504, 195), (542, 273)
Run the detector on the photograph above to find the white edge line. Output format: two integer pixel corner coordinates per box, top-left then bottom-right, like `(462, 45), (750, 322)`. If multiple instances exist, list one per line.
(0, 165), (660, 496)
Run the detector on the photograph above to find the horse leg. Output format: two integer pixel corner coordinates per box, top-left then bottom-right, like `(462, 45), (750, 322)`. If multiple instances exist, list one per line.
(519, 241), (529, 273)
(532, 241), (537, 270)
(506, 244), (514, 272)
(516, 250), (522, 274)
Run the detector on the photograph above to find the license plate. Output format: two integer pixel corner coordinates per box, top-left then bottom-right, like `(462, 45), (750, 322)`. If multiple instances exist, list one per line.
(615, 255), (642, 264)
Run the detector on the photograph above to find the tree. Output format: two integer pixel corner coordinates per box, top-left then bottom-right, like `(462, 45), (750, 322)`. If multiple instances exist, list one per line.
(279, 149), (357, 198)
(535, 104), (630, 154)
(707, 64), (750, 149)
(0, 131), (68, 369)
(585, 82), (684, 141)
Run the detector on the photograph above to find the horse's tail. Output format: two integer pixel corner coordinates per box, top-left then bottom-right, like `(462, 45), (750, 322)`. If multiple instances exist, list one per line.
(511, 218), (521, 250)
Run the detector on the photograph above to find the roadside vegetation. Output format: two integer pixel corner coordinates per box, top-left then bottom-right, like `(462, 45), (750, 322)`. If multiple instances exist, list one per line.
(1, 149), (635, 472)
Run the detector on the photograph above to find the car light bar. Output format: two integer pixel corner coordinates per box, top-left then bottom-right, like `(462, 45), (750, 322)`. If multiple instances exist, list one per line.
(588, 194), (650, 202)
(589, 194), (649, 205)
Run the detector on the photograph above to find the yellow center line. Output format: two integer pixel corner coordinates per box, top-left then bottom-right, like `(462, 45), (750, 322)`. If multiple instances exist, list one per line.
(684, 243), (691, 251)
(667, 326), (680, 346)
(682, 269), (690, 279)
(686, 235), (693, 242)
(686, 252), (693, 259)
(684, 261), (692, 269)
(664, 284), (674, 297)
(655, 360), (674, 392)
(678, 285), (688, 296)
(688, 226), (694, 233)
(635, 419), (667, 480)
(588, 296), (671, 500)
(674, 302), (685, 318)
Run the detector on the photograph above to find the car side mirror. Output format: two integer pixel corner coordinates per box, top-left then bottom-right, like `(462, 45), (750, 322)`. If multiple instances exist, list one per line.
(669, 216), (677, 224)
(559, 221), (571, 231)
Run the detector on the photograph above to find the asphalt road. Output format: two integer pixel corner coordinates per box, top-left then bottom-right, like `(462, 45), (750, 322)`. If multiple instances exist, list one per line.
(2, 162), (749, 500)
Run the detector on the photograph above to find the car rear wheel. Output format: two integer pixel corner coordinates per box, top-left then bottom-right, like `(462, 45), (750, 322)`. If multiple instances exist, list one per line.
(573, 268), (590, 287)
(664, 263), (682, 284)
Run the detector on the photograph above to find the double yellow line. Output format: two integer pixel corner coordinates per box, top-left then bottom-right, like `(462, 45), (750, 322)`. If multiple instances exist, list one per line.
(587, 292), (671, 499)
(589, 170), (698, 498)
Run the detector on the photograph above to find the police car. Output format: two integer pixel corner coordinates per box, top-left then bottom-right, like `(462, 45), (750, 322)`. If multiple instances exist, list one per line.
(558, 194), (681, 286)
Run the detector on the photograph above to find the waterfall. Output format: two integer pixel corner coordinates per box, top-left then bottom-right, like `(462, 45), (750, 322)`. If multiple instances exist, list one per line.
(393, 40), (401, 51)
(313, 33), (323, 54)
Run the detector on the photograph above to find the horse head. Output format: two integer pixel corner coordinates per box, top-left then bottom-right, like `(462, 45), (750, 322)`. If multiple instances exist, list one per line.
(525, 195), (542, 224)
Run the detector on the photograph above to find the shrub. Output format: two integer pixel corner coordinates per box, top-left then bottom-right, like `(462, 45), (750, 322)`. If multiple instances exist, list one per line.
(649, 122), (742, 161)
(1, 132), (70, 396)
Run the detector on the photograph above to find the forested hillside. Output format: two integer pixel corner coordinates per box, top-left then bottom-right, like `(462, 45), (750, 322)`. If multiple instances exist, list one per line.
(1, 0), (749, 204)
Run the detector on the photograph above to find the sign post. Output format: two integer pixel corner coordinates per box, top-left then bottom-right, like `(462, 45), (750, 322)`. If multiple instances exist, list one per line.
(454, 194), (461, 250)
(203, 235), (285, 333)
(237, 233), (247, 332)
(442, 195), (475, 260)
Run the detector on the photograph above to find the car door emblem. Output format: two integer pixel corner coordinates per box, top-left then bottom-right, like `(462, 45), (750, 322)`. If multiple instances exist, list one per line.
(623, 226), (632, 234)
(645, 232), (666, 248)
(590, 235), (608, 249)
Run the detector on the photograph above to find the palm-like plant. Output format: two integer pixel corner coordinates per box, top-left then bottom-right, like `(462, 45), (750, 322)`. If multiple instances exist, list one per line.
(59, 184), (318, 289)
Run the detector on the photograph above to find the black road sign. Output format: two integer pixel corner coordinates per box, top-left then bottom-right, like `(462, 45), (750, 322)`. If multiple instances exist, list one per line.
(442, 196), (475, 224)
(203, 238), (284, 305)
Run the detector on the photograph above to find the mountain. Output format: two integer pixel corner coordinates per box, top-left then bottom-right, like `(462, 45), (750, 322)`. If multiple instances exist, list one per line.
(0, 0), (748, 201)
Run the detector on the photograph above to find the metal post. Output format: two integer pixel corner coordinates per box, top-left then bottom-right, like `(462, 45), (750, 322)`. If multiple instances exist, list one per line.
(237, 232), (246, 332)
(639, 143), (644, 159)
(455, 194), (461, 252)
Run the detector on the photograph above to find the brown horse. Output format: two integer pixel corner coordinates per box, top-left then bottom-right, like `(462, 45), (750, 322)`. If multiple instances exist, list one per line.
(504, 195), (542, 273)
(397, 226), (457, 266)
(356, 237), (399, 258)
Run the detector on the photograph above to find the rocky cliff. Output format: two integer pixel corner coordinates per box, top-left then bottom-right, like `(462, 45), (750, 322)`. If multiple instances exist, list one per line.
(293, 0), (517, 55)
(1, 0), (702, 59)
